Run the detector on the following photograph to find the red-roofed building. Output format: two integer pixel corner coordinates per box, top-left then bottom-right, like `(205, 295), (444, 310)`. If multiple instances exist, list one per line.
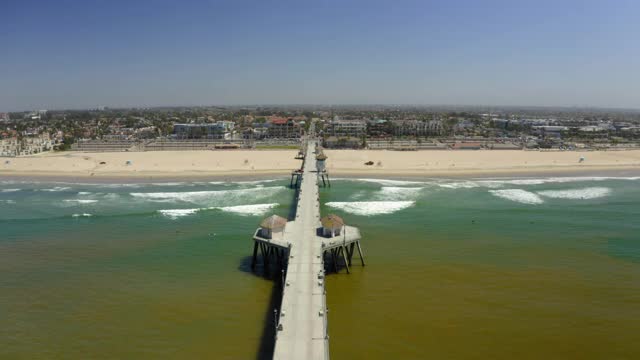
(268, 117), (300, 138)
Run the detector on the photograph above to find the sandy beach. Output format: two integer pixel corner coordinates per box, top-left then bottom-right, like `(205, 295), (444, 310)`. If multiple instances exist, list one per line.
(1, 149), (640, 180)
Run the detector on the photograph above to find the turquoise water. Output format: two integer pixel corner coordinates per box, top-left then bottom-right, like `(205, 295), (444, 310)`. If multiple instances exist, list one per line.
(1, 175), (639, 358)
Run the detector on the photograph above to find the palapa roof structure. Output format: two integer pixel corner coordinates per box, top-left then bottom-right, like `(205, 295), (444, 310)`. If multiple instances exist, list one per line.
(321, 214), (344, 229)
(260, 214), (287, 230)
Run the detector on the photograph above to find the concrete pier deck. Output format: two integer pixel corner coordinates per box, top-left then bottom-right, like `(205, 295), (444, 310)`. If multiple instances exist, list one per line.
(272, 138), (329, 360)
(250, 127), (364, 359)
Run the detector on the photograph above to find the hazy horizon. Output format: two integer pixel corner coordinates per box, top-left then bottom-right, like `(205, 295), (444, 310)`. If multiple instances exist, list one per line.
(2, 0), (639, 111)
(7, 102), (640, 114)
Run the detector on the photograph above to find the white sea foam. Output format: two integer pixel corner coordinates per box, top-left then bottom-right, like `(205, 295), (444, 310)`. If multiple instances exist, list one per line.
(72, 213), (93, 217)
(235, 179), (280, 185)
(0, 199), (16, 204)
(217, 203), (278, 216)
(334, 178), (424, 186)
(541, 176), (635, 183)
(439, 178), (557, 189)
(77, 191), (92, 195)
(64, 199), (99, 204)
(158, 208), (201, 219)
(437, 181), (484, 189)
(98, 183), (142, 188)
(41, 186), (71, 192)
(376, 186), (422, 200)
(489, 189), (544, 205)
(150, 182), (187, 186)
(326, 201), (415, 215)
(130, 186), (284, 204)
(537, 187), (611, 199)
(1, 188), (21, 193)
(350, 190), (367, 200)
(438, 176), (639, 189)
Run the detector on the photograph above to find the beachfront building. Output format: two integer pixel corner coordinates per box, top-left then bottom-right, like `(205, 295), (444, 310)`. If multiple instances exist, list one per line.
(173, 122), (234, 139)
(321, 214), (344, 237)
(18, 134), (54, 155)
(1, 137), (19, 157)
(267, 118), (301, 138)
(0, 134), (54, 156)
(392, 120), (443, 137)
(366, 119), (391, 137)
(259, 214), (287, 239)
(328, 119), (367, 137)
(323, 136), (361, 148)
(532, 125), (568, 139)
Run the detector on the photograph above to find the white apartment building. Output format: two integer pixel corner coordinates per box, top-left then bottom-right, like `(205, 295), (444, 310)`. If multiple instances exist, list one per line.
(1, 134), (54, 157)
(328, 119), (367, 137)
(1, 138), (19, 157)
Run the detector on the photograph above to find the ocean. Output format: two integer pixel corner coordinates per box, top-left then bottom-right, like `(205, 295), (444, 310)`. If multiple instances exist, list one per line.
(1, 175), (639, 359)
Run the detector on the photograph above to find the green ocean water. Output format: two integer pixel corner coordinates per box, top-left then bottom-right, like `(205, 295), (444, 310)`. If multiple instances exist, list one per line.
(1, 175), (639, 359)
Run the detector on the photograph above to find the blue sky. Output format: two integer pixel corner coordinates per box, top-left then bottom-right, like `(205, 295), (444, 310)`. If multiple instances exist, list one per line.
(1, 0), (639, 111)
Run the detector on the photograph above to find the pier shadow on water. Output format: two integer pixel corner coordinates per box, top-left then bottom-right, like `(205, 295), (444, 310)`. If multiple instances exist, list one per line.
(238, 256), (284, 360)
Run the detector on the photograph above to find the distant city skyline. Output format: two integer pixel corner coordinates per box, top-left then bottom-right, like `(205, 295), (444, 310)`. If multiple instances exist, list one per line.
(2, 0), (639, 111)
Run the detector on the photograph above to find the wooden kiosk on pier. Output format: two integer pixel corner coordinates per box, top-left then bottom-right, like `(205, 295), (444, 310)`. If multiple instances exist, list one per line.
(315, 149), (330, 187)
(319, 214), (364, 274)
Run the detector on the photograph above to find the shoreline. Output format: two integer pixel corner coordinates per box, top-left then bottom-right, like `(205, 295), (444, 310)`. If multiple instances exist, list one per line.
(2, 166), (639, 184)
(1, 149), (639, 183)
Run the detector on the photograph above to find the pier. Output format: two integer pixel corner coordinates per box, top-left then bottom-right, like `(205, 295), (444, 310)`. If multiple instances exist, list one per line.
(250, 127), (363, 359)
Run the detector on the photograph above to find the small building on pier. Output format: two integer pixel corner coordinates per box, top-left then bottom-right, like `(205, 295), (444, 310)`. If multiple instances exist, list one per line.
(316, 152), (327, 173)
(321, 214), (344, 237)
(260, 214), (287, 239)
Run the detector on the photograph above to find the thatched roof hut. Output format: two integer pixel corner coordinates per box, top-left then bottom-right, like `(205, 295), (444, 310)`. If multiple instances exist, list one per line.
(321, 214), (344, 237)
(260, 214), (287, 239)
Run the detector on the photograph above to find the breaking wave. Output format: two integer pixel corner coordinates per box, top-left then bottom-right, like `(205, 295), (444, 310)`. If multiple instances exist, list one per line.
(131, 186), (285, 205)
(158, 208), (200, 219)
(537, 187), (611, 200)
(437, 181), (487, 189)
(63, 199), (99, 204)
(40, 186), (72, 192)
(439, 176), (640, 189)
(218, 203), (278, 216)
(234, 179), (281, 185)
(72, 213), (93, 218)
(336, 178), (424, 186)
(489, 189), (544, 205)
(158, 203), (279, 219)
(1, 188), (21, 193)
(326, 201), (415, 215)
(375, 186), (423, 200)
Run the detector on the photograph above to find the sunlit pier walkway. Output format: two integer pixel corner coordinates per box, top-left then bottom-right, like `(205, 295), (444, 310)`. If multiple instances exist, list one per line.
(250, 131), (364, 360)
